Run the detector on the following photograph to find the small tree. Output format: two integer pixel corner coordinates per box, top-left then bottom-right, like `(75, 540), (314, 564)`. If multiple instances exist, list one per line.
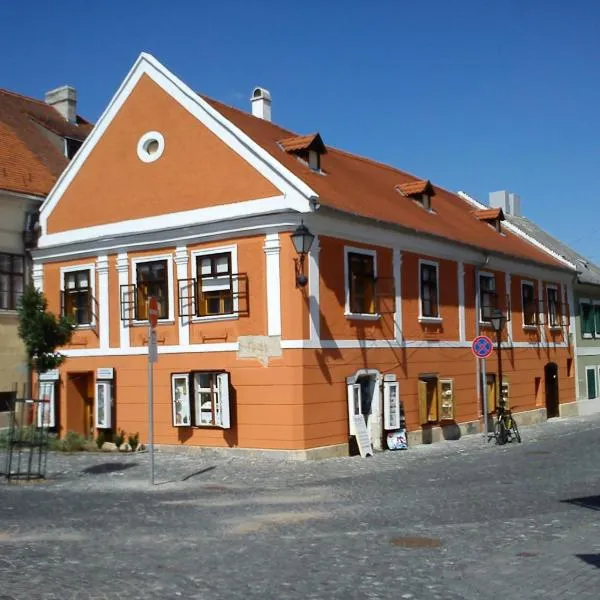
(17, 286), (75, 374)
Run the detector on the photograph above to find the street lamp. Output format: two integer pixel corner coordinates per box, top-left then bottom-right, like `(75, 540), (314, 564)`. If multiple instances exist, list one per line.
(290, 221), (315, 287)
(490, 308), (506, 411)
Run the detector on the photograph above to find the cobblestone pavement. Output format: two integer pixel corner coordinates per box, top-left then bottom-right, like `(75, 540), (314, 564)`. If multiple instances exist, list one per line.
(1, 414), (600, 599)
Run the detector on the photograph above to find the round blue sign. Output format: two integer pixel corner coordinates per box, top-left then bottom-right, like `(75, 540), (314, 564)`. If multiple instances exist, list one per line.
(471, 335), (494, 359)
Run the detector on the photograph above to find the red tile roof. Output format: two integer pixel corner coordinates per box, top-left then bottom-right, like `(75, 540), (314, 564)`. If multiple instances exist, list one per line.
(395, 179), (434, 197)
(0, 88), (92, 196)
(209, 97), (566, 269)
(278, 133), (327, 154)
(474, 207), (505, 222)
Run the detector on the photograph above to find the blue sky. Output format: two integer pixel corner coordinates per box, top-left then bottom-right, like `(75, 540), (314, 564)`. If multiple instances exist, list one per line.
(2, 1), (599, 259)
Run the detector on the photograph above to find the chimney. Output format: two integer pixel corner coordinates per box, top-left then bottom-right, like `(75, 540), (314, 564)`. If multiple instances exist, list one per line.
(251, 87), (271, 121)
(489, 190), (521, 217)
(45, 85), (77, 123)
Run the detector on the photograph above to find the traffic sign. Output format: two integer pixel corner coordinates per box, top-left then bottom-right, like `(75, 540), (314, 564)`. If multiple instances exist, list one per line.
(148, 297), (159, 329)
(471, 335), (494, 359)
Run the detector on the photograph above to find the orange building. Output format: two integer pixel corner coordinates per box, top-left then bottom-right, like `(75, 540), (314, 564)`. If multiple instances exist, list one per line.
(32, 54), (577, 457)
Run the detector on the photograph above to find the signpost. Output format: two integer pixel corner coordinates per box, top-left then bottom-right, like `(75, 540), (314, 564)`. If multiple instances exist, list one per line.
(471, 335), (494, 442)
(148, 297), (159, 485)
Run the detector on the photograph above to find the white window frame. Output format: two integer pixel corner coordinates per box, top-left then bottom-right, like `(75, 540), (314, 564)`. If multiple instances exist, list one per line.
(521, 280), (537, 330)
(94, 381), (112, 429)
(344, 246), (380, 320)
(190, 244), (239, 322)
(478, 271), (496, 325)
(60, 263), (96, 328)
(586, 365), (598, 399)
(580, 298), (593, 339)
(546, 284), (561, 330)
(418, 259), (441, 323)
(130, 253), (175, 324)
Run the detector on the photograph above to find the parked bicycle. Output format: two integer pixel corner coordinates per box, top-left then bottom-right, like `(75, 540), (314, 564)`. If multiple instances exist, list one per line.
(494, 399), (521, 445)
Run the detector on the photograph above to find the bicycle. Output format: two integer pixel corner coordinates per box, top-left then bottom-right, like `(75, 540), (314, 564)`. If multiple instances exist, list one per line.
(494, 400), (521, 445)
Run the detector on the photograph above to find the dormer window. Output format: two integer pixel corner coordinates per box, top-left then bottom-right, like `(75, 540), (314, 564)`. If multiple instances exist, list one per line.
(279, 133), (327, 173)
(395, 179), (436, 211)
(64, 137), (83, 159)
(473, 207), (505, 233)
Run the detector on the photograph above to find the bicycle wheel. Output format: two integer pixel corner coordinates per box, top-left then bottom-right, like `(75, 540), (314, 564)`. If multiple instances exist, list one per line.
(511, 417), (521, 443)
(494, 420), (508, 445)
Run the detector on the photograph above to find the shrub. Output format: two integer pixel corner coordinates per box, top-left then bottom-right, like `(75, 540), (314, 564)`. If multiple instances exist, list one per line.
(95, 431), (105, 450)
(114, 429), (125, 450)
(127, 431), (140, 452)
(60, 430), (88, 452)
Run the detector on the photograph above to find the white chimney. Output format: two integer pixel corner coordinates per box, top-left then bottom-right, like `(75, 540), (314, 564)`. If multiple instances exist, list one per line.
(489, 190), (521, 217)
(45, 85), (77, 123)
(251, 87), (271, 121)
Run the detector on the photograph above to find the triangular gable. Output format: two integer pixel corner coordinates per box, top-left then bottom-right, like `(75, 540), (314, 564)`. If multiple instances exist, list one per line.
(39, 53), (318, 245)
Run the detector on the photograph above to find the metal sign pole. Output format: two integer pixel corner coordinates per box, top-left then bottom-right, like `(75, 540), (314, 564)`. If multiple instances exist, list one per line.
(481, 358), (488, 442)
(148, 322), (155, 486)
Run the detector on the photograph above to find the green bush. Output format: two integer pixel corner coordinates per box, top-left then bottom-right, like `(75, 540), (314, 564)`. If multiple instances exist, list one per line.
(60, 430), (89, 452)
(128, 431), (140, 452)
(114, 429), (125, 450)
(95, 431), (105, 450)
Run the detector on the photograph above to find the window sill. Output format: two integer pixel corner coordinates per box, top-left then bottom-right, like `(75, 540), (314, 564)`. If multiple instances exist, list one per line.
(0, 310), (18, 316)
(418, 316), (443, 324)
(132, 319), (175, 327)
(583, 334), (594, 339)
(522, 325), (538, 331)
(191, 313), (239, 324)
(345, 312), (381, 321)
(72, 323), (96, 330)
(548, 326), (562, 332)
(478, 321), (495, 328)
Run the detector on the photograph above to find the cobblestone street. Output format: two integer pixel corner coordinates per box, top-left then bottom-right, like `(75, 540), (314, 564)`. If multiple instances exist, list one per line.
(1, 414), (600, 599)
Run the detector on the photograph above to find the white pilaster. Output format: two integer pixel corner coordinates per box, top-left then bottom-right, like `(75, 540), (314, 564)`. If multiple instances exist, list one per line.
(458, 261), (465, 342)
(263, 233), (282, 337)
(32, 262), (43, 292)
(174, 246), (189, 346)
(308, 235), (320, 344)
(393, 248), (403, 343)
(96, 255), (109, 350)
(116, 253), (129, 349)
(505, 272), (513, 344)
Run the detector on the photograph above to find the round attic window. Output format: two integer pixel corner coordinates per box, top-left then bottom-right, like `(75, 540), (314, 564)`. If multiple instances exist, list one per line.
(137, 131), (165, 163)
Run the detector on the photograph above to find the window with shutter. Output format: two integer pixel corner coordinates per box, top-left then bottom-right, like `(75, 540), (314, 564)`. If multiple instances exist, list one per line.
(479, 274), (497, 322)
(419, 261), (439, 319)
(347, 251), (376, 315)
(0, 253), (24, 311)
(63, 269), (93, 325)
(187, 371), (232, 428)
(546, 286), (560, 328)
(522, 282), (537, 326)
(136, 260), (169, 320)
(196, 253), (233, 317)
(581, 301), (594, 337)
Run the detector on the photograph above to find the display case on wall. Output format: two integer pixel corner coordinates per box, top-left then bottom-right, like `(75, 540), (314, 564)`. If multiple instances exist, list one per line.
(501, 380), (510, 409)
(439, 378), (455, 421)
(172, 373), (191, 426)
(37, 382), (56, 428)
(383, 378), (401, 430)
(95, 382), (112, 429)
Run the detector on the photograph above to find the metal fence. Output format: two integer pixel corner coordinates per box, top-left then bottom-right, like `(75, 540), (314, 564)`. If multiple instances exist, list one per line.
(1, 397), (51, 481)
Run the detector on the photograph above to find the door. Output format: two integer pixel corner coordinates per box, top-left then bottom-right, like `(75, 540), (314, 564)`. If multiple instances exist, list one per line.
(544, 363), (559, 418)
(66, 372), (93, 436)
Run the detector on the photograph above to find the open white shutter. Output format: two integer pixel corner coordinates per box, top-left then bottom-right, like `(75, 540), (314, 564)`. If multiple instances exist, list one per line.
(347, 383), (362, 435)
(383, 381), (400, 430)
(216, 373), (231, 429)
(37, 382), (56, 428)
(171, 374), (191, 426)
(95, 382), (112, 429)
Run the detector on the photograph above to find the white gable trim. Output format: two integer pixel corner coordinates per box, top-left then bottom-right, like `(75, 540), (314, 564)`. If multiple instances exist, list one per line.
(457, 191), (576, 271)
(38, 194), (286, 248)
(39, 52), (318, 235)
